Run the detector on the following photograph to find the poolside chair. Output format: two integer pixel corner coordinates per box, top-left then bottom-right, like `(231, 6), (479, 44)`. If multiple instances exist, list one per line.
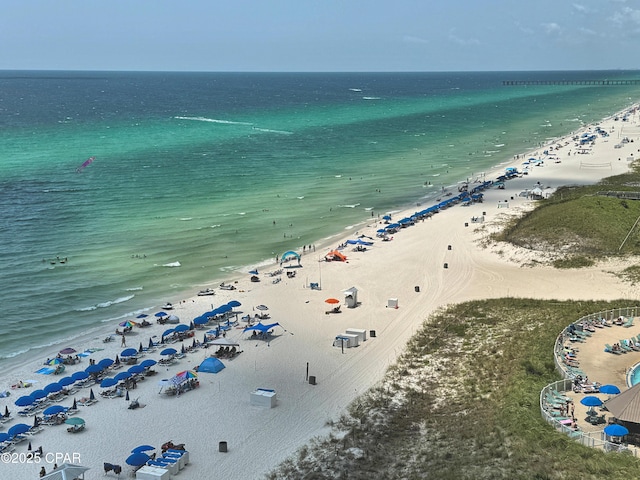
(551, 389), (570, 402)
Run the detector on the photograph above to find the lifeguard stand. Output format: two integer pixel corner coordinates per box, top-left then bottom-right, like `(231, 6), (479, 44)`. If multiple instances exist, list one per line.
(344, 287), (358, 308)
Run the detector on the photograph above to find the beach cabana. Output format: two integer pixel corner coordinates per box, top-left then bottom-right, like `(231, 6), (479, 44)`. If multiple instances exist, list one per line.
(41, 463), (89, 480)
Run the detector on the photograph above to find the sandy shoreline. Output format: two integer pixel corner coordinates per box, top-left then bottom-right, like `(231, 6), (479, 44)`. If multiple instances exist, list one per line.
(2, 105), (640, 479)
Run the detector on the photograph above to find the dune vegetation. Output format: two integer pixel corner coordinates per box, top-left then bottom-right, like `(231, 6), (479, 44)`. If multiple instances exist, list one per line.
(268, 299), (640, 480)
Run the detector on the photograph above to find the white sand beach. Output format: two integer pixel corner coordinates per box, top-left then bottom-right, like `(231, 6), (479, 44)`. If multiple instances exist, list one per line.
(2, 107), (640, 479)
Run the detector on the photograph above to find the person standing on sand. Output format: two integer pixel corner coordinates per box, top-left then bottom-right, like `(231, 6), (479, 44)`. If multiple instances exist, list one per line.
(121, 335), (126, 347)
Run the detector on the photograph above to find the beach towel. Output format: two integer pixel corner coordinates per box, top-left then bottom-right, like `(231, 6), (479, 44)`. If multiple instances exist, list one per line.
(35, 367), (55, 375)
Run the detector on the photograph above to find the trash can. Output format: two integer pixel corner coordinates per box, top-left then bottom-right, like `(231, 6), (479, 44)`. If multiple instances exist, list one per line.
(219, 441), (228, 453)
(447, 245), (451, 250)
(464, 222), (468, 227)
(444, 263), (448, 269)
(309, 376), (316, 385)
(414, 286), (420, 292)
(369, 330), (376, 338)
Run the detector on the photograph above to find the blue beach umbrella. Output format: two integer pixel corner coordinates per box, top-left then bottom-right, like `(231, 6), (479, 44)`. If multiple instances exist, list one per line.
(193, 315), (209, 325)
(155, 312), (168, 318)
(114, 371), (132, 382)
(120, 348), (138, 357)
(162, 328), (175, 338)
(8, 423), (31, 437)
(128, 365), (145, 375)
(15, 395), (35, 407)
(140, 359), (157, 368)
(218, 304), (232, 314)
(599, 385), (621, 395)
(580, 396), (603, 407)
(227, 300), (241, 308)
(97, 358), (114, 369)
(604, 424), (629, 437)
(31, 389), (48, 400)
(136, 314), (149, 319)
(132, 445), (155, 454)
(43, 405), (66, 416)
(248, 269), (259, 275)
(71, 371), (89, 381)
(126, 452), (150, 467)
(0, 433), (10, 443)
(100, 378), (118, 388)
(85, 364), (103, 374)
(160, 348), (177, 356)
(173, 324), (189, 333)
(43, 382), (63, 394)
(58, 376), (75, 387)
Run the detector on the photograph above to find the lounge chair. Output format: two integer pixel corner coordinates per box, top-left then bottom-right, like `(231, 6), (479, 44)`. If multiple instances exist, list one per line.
(623, 317), (635, 328)
(604, 344), (622, 354)
(618, 340), (634, 353)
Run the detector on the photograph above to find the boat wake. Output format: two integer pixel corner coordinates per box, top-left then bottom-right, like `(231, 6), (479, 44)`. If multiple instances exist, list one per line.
(174, 116), (253, 126)
(161, 262), (181, 267)
(252, 127), (293, 135)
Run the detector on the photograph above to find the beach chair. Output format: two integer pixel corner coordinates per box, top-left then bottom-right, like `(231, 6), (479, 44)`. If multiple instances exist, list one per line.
(604, 344), (622, 354)
(623, 317), (635, 328)
(618, 340), (634, 353)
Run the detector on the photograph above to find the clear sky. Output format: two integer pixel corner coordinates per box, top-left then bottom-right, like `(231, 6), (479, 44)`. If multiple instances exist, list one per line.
(2, 0), (639, 72)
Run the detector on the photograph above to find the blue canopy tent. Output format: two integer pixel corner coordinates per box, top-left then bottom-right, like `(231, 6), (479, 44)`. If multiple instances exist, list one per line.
(243, 322), (281, 337)
(346, 239), (373, 246)
(198, 357), (225, 374)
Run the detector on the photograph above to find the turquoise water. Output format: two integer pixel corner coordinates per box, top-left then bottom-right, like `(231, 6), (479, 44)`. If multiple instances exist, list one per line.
(2, 70), (640, 363)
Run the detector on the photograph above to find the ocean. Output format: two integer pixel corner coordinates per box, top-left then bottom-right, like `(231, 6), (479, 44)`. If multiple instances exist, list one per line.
(1, 70), (639, 364)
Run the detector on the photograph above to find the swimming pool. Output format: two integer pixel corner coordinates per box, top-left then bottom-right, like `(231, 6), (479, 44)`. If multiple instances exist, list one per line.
(627, 362), (640, 387)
